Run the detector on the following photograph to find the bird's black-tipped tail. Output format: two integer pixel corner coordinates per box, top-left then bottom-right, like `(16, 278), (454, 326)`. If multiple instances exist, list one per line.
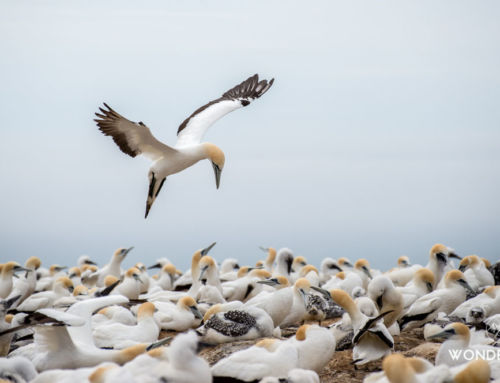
(145, 172), (166, 219)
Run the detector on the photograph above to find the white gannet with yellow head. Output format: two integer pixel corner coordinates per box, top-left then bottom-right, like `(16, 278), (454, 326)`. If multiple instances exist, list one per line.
(400, 270), (473, 330)
(95, 74), (274, 218)
(458, 255), (495, 291)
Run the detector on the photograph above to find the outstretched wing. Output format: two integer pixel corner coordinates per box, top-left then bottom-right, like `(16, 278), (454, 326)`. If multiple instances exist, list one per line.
(176, 74), (274, 148)
(95, 103), (177, 161)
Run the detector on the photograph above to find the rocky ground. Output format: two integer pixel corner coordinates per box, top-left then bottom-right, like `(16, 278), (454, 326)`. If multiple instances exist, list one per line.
(160, 323), (440, 383)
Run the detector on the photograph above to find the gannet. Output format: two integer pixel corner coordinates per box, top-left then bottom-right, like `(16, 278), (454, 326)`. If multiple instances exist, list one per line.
(367, 275), (403, 327)
(93, 302), (159, 349)
(353, 259), (373, 289)
(146, 263), (177, 293)
(170, 242), (216, 295)
(274, 248), (294, 279)
(6, 257), (40, 305)
(260, 368), (320, 383)
(133, 263), (150, 294)
(153, 331), (211, 383)
(219, 258), (240, 281)
(245, 276), (293, 327)
(198, 305), (273, 343)
(198, 255), (222, 293)
(319, 257), (342, 284)
(92, 305), (136, 328)
(450, 285), (500, 320)
(67, 267), (82, 287)
(147, 257), (172, 271)
(396, 268), (434, 310)
(112, 267), (143, 299)
(0, 262), (30, 299)
(35, 264), (67, 291)
(430, 323), (500, 376)
(16, 277), (74, 312)
(259, 246), (277, 272)
(279, 278), (311, 328)
(222, 268), (271, 302)
(95, 74), (274, 218)
(77, 255), (97, 267)
(458, 255), (494, 291)
(211, 338), (298, 381)
(299, 265), (320, 287)
(291, 256), (308, 281)
(290, 324), (335, 372)
(377, 353), (450, 383)
(322, 271), (363, 297)
(328, 289), (394, 365)
(153, 296), (203, 331)
(0, 356), (37, 383)
(400, 270), (473, 330)
(96, 247), (134, 287)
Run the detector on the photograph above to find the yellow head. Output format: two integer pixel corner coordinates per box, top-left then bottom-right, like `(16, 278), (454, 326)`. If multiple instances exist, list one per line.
(73, 285), (88, 296)
(137, 302), (155, 320)
(104, 275), (119, 287)
(481, 258), (491, 268)
(382, 354), (414, 383)
(249, 269), (271, 279)
(255, 338), (278, 351)
(295, 324), (310, 341)
(162, 263), (177, 276)
(397, 256), (410, 267)
(237, 266), (251, 278)
(454, 359), (491, 383)
(25, 256), (41, 270)
(300, 265), (318, 277)
(293, 256), (307, 268)
(203, 303), (222, 321)
(56, 276), (74, 292)
(203, 143), (225, 189)
(338, 257), (352, 268)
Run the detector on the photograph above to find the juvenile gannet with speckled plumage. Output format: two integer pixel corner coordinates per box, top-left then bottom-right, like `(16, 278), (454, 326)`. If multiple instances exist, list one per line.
(95, 74), (274, 218)
(198, 304), (273, 343)
(400, 270), (473, 330)
(93, 302), (159, 349)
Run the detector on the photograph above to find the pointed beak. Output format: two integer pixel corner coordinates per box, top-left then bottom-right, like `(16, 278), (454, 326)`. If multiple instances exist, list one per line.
(148, 263), (161, 270)
(199, 266), (209, 281)
(311, 286), (331, 299)
(13, 266), (30, 275)
(426, 282), (433, 293)
(68, 286), (74, 293)
(428, 329), (454, 340)
(133, 274), (144, 284)
(257, 278), (279, 286)
(85, 260), (97, 266)
(190, 306), (203, 320)
(201, 242), (216, 256)
(124, 247), (134, 256)
(330, 264), (342, 272)
(449, 252), (462, 260)
(436, 252), (447, 265)
(299, 288), (308, 306)
(459, 279), (474, 293)
(212, 162), (222, 189)
(458, 265), (467, 272)
(363, 266), (373, 279)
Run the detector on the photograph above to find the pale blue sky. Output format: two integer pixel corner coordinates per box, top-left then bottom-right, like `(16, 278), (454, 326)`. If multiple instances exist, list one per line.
(1, 1), (499, 271)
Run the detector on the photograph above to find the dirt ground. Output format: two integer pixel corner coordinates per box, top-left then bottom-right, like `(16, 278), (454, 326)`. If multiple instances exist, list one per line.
(160, 324), (440, 383)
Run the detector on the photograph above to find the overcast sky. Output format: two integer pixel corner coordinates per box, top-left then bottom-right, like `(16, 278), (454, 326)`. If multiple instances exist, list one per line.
(1, 0), (499, 271)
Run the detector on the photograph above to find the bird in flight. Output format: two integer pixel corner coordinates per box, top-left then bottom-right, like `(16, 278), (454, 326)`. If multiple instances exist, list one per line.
(94, 74), (274, 218)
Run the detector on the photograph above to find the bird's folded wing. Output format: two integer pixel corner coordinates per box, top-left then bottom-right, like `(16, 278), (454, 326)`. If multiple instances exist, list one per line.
(175, 74), (274, 147)
(95, 103), (177, 161)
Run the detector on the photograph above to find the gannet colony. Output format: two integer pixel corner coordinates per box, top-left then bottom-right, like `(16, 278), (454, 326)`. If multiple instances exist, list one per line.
(0, 244), (499, 382)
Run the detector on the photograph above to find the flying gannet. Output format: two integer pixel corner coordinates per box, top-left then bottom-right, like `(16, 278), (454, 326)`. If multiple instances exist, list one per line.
(95, 74), (274, 218)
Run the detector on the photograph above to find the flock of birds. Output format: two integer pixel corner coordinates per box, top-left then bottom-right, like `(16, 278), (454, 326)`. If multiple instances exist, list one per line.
(0, 243), (499, 383)
(2, 75), (499, 382)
